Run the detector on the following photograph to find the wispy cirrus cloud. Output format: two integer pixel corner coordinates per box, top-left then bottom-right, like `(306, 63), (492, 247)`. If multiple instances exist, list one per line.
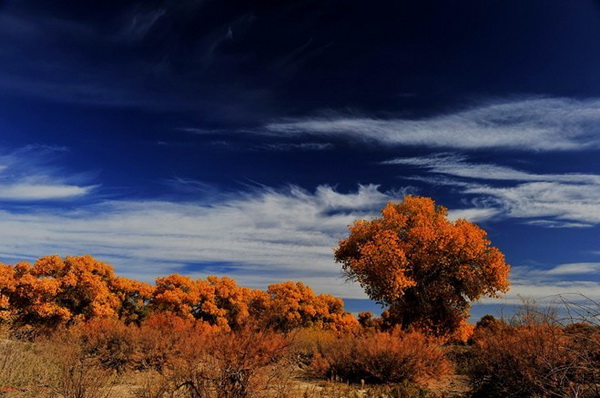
(446, 207), (501, 223)
(545, 262), (600, 275)
(255, 142), (334, 152)
(0, 146), (96, 202)
(0, 157), (595, 303)
(0, 184), (398, 298)
(0, 183), (91, 201)
(486, 262), (600, 305)
(463, 182), (600, 226)
(1, 182), (591, 302)
(482, 281), (600, 305)
(384, 154), (600, 227)
(383, 153), (600, 184)
(266, 98), (600, 151)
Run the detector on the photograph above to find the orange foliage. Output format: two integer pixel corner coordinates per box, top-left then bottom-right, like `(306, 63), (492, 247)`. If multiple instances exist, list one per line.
(0, 255), (152, 327)
(0, 254), (358, 333)
(469, 322), (600, 397)
(335, 195), (510, 336)
(148, 277), (359, 332)
(259, 281), (358, 332)
(111, 276), (153, 324)
(448, 319), (474, 344)
(66, 313), (217, 373)
(151, 274), (254, 330)
(310, 329), (452, 385)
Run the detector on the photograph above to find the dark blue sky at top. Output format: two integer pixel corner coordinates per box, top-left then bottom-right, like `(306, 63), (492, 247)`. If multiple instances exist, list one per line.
(1, 0), (600, 316)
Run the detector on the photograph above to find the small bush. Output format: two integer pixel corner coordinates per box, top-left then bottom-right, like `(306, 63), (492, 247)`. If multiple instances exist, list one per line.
(43, 332), (117, 398)
(289, 328), (338, 369)
(310, 329), (452, 386)
(72, 318), (136, 373)
(133, 313), (215, 372)
(61, 314), (215, 373)
(468, 320), (600, 397)
(52, 355), (116, 398)
(135, 326), (291, 398)
(132, 371), (176, 398)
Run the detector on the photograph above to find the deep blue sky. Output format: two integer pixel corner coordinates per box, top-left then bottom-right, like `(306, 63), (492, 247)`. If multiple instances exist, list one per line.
(1, 0), (600, 317)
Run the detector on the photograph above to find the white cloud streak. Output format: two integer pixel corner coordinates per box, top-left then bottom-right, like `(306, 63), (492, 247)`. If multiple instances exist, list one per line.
(266, 98), (600, 151)
(485, 263), (600, 304)
(0, 184), (396, 297)
(463, 182), (600, 225)
(0, 183), (92, 200)
(0, 146), (95, 201)
(383, 153), (600, 184)
(545, 262), (600, 275)
(256, 142), (334, 151)
(0, 171), (595, 303)
(481, 281), (600, 305)
(384, 154), (600, 227)
(446, 208), (501, 223)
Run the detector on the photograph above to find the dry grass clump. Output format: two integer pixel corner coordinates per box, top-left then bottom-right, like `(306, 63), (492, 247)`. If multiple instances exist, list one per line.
(0, 332), (54, 391)
(307, 329), (452, 387)
(0, 324), (118, 397)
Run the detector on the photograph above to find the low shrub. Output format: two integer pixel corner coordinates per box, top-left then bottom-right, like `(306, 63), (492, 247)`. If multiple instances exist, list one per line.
(468, 320), (600, 397)
(72, 318), (136, 373)
(289, 327), (338, 369)
(42, 331), (118, 398)
(309, 329), (452, 386)
(135, 326), (291, 398)
(51, 354), (116, 398)
(60, 314), (215, 373)
(133, 313), (215, 372)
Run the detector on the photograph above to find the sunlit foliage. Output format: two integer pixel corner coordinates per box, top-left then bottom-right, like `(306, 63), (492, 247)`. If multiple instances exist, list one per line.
(260, 281), (359, 332)
(335, 195), (510, 336)
(0, 255), (152, 327)
(0, 255), (357, 332)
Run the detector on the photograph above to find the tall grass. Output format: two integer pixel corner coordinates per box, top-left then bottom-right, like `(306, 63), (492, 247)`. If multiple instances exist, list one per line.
(0, 336), (53, 390)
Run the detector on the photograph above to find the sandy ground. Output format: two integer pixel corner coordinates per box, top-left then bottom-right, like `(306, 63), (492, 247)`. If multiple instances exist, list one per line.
(0, 372), (471, 397)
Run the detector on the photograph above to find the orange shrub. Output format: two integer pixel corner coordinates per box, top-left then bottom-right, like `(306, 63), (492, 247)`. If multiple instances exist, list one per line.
(71, 318), (136, 373)
(310, 329), (452, 386)
(208, 328), (290, 397)
(141, 326), (291, 398)
(256, 281), (358, 332)
(59, 313), (216, 373)
(447, 319), (474, 344)
(468, 322), (600, 397)
(134, 312), (215, 371)
(0, 255), (152, 328)
(1, 255), (359, 336)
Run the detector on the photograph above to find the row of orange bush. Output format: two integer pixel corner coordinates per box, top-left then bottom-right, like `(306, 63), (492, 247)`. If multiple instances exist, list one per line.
(0, 254), (357, 332)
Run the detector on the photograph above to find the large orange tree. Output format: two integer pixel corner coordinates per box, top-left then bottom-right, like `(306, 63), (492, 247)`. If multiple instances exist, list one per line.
(334, 195), (510, 336)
